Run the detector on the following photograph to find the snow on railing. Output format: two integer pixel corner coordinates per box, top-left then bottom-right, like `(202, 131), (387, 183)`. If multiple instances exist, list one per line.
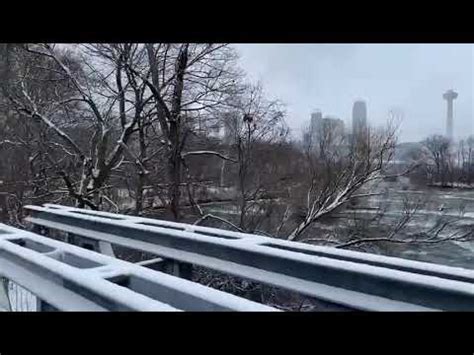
(24, 204), (474, 311)
(0, 223), (277, 312)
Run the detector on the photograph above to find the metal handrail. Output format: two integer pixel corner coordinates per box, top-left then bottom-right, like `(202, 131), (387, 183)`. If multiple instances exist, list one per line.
(24, 204), (474, 311)
(0, 223), (277, 312)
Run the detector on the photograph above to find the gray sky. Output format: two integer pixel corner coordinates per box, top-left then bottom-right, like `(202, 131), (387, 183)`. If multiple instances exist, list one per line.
(234, 44), (474, 142)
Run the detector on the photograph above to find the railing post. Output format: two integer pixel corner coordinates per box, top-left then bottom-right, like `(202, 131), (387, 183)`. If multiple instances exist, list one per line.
(31, 224), (48, 236)
(0, 277), (11, 311)
(137, 258), (193, 280)
(163, 260), (193, 280)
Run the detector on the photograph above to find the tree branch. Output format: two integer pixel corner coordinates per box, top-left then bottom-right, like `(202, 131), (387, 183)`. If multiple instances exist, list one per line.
(182, 150), (237, 163)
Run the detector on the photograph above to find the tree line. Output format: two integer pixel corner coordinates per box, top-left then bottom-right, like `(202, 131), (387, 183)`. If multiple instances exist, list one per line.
(416, 134), (474, 187)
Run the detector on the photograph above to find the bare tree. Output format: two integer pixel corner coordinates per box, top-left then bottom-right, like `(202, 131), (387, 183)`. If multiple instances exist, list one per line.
(122, 43), (241, 220)
(287, 119), (399, 241)
(1, 43), (241, 220)
(457, 135), (474, 185)
(422, 134), (453, 187)
(194, 82), (289, 232)
(1, 43), (151, 211)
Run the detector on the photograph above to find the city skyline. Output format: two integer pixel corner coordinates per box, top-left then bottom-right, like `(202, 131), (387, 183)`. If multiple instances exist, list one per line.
(235, 44), (474, 143)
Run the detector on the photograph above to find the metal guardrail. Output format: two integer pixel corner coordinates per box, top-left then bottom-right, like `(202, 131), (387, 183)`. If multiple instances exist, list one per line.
(0, 223), (277, 311)
(24, 204), (474, 311)
(1, 280), (37, 311)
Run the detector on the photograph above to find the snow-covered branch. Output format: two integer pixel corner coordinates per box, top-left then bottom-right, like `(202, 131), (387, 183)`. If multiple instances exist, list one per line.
(9, 94), (86, 160)
(182, 150), (237, 163)
(194, 213), (246, 233)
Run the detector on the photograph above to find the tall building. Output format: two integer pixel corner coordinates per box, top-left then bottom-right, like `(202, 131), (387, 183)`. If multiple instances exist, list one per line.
(309, 111), (323, 142)
(306, 110), (345, 149)
(443, 89), (458, 140)
(310, 110), (323, 136)
(305, 110), (322, 147)
(352, 100), (367, 137)
(321, 116), (345, 138)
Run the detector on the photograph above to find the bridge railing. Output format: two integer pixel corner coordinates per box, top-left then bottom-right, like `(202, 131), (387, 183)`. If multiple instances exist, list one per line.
(0, 223), (277, 311)
(1, 278), (38, 311)
(24, 204), (474, 311)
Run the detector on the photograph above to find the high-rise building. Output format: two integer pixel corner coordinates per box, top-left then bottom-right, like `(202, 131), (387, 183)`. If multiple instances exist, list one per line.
(352, 100), (368, 142)
(310, 110), (323, 136)
(321, 116), (345, 138)
(306, 110), (345, 149)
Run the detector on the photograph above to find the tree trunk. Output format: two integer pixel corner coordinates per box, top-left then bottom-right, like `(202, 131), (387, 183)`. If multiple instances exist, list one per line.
(135, 119), (147, 216)
(237, 138), (247, 230)
(168, 150), (182, 221)
(135, 173), (144, 216)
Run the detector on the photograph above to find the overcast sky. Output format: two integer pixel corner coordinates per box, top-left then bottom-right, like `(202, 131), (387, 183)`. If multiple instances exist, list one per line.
(234, 44), (474, 143)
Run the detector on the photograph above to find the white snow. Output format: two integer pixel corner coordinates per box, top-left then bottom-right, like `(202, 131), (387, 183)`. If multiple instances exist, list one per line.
(0, 223), (276, 311)
(22, 205), (474, 312)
